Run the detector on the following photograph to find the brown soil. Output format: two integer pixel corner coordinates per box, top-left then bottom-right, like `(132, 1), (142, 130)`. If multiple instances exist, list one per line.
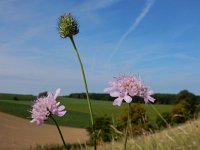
(0, 112), (89, 150)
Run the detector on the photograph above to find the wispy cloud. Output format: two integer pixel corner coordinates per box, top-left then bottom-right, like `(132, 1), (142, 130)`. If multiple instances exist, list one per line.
(72, 0), (121, 23)
(77, 0), (121, 12)
(108, 0), (155, 62)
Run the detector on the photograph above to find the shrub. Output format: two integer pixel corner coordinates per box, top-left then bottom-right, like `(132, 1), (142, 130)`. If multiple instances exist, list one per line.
(116, 103), (153, 136)
(87, 115), (113, 143)
(156, 112), (172, 128)
(176, 90), (197, 114)
(171, 101), (191, 124)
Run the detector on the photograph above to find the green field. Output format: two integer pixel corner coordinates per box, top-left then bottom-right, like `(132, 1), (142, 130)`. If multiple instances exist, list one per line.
(0, 96), (173, 128)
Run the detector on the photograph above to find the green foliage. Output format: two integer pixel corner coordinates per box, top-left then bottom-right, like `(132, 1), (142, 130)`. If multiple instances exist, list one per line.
(176, 90), (196, 103)
(171, 101), (191, 124)
(156, 112), (172, 128)
(154, 93), (177, 104)
(155, 100), (195, 127)
(87, 115), (113, 143)
(156, 93), (200, 128)
(117, 104), (153, 136)
(195, 104), (200, 117)
(176, 90), (197, 115)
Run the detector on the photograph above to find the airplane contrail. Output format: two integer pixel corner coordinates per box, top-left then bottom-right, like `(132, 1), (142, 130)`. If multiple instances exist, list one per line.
(108, 0), (155, 62)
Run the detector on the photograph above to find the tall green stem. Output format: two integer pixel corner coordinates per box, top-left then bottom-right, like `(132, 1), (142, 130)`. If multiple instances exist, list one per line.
(124, 103), (131, 150)
(69, 36), (96, 150)
(50, 115), (67, 149)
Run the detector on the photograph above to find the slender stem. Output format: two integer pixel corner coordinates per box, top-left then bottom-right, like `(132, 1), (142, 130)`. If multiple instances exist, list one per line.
(124, 103), (131, 150)
(150, 104), (170, 128)
(50, 115), (67, 149)
(69, 36), (96, 150)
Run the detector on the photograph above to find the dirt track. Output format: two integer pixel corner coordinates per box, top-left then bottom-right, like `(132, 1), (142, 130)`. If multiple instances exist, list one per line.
(0, 112), (89, 150)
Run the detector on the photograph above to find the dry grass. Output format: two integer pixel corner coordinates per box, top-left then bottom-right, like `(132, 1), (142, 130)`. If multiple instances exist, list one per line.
(95, 119), (200, 150)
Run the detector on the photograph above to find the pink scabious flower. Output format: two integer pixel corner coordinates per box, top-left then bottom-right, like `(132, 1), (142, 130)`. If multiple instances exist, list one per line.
(30, 88), (66, 125)
(104, 75), (155, 106)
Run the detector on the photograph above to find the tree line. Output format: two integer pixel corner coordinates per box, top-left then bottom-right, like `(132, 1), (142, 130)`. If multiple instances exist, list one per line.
(66, 90), (200, 105)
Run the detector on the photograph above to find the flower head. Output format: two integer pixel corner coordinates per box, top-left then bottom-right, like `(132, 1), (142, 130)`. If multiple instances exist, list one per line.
(30, 88), (66, 125)
(104, 75), (155, 106)
(58, 13), (79, 38)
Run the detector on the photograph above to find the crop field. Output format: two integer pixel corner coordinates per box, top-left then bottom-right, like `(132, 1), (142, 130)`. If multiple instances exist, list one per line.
(0, 95), (173, 128)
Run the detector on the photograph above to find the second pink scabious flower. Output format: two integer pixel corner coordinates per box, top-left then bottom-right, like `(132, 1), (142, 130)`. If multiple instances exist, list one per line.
(30, 88), (66, 125)
(104, 75), (155, 106)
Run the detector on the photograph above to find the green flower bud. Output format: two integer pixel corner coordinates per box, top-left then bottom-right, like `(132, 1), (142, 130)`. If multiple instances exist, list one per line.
(58, 13), (79, 38)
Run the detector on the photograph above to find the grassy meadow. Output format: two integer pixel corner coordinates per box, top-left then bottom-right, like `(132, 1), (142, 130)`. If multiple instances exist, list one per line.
(0, 93), (173, 128)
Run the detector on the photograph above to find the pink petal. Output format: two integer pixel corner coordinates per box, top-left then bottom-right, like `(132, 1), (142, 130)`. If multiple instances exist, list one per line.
(148, 96), (155, 103)
(124, 95), (132, 103)
(54, 88), (61, 99)
(30, 119), (35, 123)
(144, 98), (149, 104)
(58, 110), (67, 116)
(36, 120), (43, 125)
(110, 91), (120, 97)
(52, 109), (58, 114)
(56, 102), (60, 106)
(129, 89), (137, 97)
(113, 97), (123, 106)
(148, 90), (154, 95)
(47, 92), (53, 98)
(104, 87), (111, 92)
(58, 105), (65, 111)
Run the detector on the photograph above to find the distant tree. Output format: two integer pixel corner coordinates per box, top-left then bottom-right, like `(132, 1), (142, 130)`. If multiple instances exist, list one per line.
(38, 91), (48, 98)
(154, 93), (177, 104)
(176, 90), (197, 115)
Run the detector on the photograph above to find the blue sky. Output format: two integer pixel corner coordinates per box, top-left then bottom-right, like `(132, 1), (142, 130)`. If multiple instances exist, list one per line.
(0, 0), (200, 95)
